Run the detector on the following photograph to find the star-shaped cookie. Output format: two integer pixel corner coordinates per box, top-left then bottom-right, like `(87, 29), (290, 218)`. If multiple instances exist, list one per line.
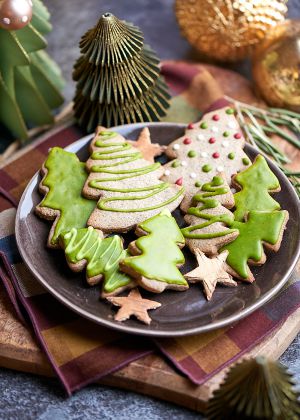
(107, 288), (161, 325)
(128, 127), (166, 163)
(185, 250), (237, 300)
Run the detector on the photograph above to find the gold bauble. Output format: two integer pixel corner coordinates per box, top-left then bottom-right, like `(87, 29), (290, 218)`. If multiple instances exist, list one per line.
(175, 0), (288, 62)
(253, 20), (300, 111)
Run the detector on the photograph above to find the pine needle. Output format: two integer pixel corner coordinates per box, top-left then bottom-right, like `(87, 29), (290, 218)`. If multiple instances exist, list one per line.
(224, 96), (300, 198)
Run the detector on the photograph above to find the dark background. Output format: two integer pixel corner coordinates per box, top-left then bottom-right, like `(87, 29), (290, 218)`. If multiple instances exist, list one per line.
(0, 1), (299, 419)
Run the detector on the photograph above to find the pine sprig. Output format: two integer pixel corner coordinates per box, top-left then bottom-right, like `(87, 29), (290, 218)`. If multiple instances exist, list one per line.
(224, 96), (300, 198)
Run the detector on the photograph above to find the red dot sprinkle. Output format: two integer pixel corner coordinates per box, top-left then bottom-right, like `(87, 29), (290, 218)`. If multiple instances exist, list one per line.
(209, 137), (216, 144)
(187, 123), (194, 129)
(234, 133), (242, 139)
(212, 114), (220, 121)
(212, 152), (220, 159)
(183, 137), (192, 145)
(175, 177), (183, 186)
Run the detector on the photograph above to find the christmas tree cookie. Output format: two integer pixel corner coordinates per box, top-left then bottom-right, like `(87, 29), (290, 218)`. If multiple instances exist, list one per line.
(84, 127), (184, 233)
(35, 147), (95, 248)
(161, 107), (251, 212)
(60, 226), (135, 297)
(181, 175), (239, 255)
(221, 210), (289, 282)
(120, 209), (188, 293)
(233, 154), (281, 221)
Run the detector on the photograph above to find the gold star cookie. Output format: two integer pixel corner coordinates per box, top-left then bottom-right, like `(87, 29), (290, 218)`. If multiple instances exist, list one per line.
(185, 250), (237, 300)
(107, 288), (161, 325)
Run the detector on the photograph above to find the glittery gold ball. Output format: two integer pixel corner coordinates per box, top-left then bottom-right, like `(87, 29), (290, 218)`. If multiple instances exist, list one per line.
(175, 0), (288, 62)
(253, 20), (300, 111)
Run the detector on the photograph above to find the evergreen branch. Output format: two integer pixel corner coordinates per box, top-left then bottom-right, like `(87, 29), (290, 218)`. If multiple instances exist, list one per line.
(224, 96), (300, 198)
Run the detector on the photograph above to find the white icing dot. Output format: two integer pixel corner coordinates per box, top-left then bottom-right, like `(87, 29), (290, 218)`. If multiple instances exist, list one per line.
(190, 172), (196, 179)
(216, 166), (224, 172)
(200, 151), (208, 158)
(231, 188), (237, 193)
(3, 17), (11, 25)
(227, 120), (237, 129)
(181, 161), (187, 167)
(211, 126), (219, 133)
(222, 141), (229, 148)
(22, 16), (28, 23)
(164, 169), (171, 176)
(197, 134), (205, 141)
(173, 144), (180, 150)
(48, 147), (52, 152)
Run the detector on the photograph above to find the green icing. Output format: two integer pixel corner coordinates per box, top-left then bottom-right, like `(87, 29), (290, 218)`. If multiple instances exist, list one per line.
(228, 152), (235, 160)
(200, 122), (208, 129)
(181, 177), (238, 239)
(195, 181), (201, 188)
(234, 155), (281, 222)
(88, 131), (184, 212)
(242, 157), (250, 165)
(226, 108), (235, 115)
(172, 160), (180, 168)
(223, 131), (230, 137)
(221, 211), (286, 279)
(123, 209), (187, 286)
(202, 164), (212, 173)
(61, 227), (131, 293)
(39, 147), (95, 246)
(188, 150), (197, 158)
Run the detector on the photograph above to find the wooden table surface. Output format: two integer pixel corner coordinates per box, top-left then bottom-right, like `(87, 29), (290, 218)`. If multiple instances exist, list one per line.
(0, 1), (299, 419)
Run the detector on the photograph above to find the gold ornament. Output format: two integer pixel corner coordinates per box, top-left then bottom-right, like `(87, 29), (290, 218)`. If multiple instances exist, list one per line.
(0, 0), (32, 30)
(253, 20), (300, 111)
(206, 356), (300, 420)
(175, 0), (288, 62)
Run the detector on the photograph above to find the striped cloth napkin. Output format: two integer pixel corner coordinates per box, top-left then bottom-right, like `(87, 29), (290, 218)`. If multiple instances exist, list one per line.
(0, 61), (299, 395)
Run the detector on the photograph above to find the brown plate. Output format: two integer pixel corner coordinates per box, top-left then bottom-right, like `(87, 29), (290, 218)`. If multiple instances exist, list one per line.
(15, 123), (300, 337)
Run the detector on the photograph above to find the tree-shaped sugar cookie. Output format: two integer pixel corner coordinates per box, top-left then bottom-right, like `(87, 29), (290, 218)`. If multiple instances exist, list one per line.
(161, 107), (251, 212)
(181, 175), (239, 255)
(120, 209), (188, 293)
(221, 210), (289, 282)
(233, 154), (281, 221)
(84, 128), (184, 232)
(35, 147), (95, 248)
(60, 226), (134, 297)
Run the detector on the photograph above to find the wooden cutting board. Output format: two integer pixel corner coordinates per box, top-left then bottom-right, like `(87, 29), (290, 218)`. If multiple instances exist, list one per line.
(0, 284), (299, 413)
(0, 63), (299, 413)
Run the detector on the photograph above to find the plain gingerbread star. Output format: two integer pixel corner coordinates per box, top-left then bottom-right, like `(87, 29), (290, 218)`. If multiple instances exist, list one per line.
(128, 127), (166, 163)
(107, 288), (161, 325)
(184, 249), (237, 300)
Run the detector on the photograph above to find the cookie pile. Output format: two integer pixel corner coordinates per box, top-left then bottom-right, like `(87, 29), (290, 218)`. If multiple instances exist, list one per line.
(35, 107), (289, 325)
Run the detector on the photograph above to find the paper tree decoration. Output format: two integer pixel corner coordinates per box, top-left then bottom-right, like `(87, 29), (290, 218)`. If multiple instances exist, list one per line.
(0, 0), (64, 142)
(73, 12), (170, 132)
(206, 357), (300, 420)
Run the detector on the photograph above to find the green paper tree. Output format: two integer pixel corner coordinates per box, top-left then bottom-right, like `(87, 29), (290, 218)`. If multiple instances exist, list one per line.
(234, 155), (281, 221)
(221, 210), (287, 280)
(122, 209), (188, 288)
(206, 356), (300, 420)
(35, 147), (95, 247)
(73, 12), (170, 132)
(0, 0), (64, 142)
(61, 227), (132, 295)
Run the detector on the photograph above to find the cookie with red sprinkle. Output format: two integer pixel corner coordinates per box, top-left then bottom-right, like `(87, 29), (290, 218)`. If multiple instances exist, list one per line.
(162, 107), (251, 212)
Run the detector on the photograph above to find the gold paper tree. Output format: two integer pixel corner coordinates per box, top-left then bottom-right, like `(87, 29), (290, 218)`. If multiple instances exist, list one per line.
(73, 12), (170, 132)
(206, 356), (300, 420)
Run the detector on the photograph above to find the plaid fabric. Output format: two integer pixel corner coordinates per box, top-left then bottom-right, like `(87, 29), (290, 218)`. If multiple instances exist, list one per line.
(0, 61), (299, 394)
